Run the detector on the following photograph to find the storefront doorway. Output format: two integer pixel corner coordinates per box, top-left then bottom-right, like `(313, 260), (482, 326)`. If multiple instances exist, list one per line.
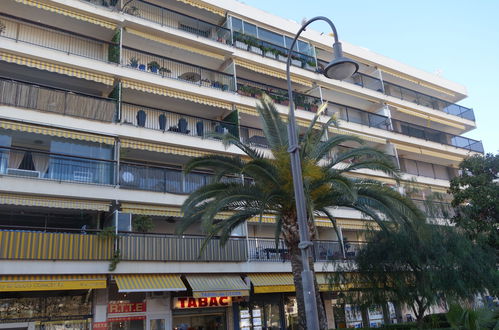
(172, 309), (227, 330)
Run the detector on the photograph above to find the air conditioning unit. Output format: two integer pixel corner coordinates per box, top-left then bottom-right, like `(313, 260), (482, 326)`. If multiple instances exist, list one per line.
(105, 211), (133, 232)
(7, 168), (41, 178)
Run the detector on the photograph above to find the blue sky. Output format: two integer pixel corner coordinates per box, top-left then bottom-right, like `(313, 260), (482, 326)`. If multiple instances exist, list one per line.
(240, 0), (499, 153)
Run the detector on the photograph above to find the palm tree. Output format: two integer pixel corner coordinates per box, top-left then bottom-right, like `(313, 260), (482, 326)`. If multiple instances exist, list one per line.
(177, 96), (423, 329)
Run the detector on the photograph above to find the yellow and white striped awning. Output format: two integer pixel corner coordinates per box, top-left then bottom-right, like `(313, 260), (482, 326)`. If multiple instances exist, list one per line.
(0, 193), (110, 211)
(316, 273), (362, 292)
(185, 275), (250, 298)
(234, 59), (312, 87)
(0, 52), (114, 85)
(15, 0), (116, 30)
(236, 104), (258, 116)
(114, 274), (186, 292)
(121, 80), (232, 110)
(247, 273), (295, 293)
(121, 203), (183, 217)
(0, 275), (106, 292)
(125, 28), (224, 60)
(174, 0), (225, 16)
(120, 138), (213, 157)
(0, 120), (115, 145)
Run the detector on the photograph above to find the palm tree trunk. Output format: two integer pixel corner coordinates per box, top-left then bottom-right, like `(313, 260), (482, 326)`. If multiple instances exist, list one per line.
(288, 239), (328, 329)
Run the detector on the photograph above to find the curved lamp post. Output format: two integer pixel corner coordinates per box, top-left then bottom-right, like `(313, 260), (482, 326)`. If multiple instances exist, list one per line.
(285, 17), (358, 329)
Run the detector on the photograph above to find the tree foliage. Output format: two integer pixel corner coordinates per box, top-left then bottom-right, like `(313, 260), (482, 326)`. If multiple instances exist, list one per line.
(449, 153), (499, 254)
(177, 96), (423, 329)
(337, 221), (498, 328)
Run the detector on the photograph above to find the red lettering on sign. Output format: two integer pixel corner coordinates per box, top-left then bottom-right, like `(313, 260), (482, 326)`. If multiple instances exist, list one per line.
(198, 298), (208, 307)
(187, 298), (197, 308)
(219, 297), (229, 306)
(177, 297), (187, 308)
(108, 302), (146, 314)
(209, 297), (218, 307)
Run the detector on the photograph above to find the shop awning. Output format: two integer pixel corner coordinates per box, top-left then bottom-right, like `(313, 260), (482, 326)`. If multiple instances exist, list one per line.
(0, 193), (110, 211)
(0, 120), (115, 145)
(247, 273), (295, 293)
(0, 275), (106, 292)
(114, 274), (186, 292)
(185, 275), (250, 298)
(14, 0), (116, 29)
(0, 52), (114, 85)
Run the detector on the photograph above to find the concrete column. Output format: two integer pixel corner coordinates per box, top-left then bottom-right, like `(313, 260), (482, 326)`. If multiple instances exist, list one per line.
(93, 288), (109, 323)
(322, 293), (336, 329)
(361, 307), (369, 328)
(146, 293), (172, 330)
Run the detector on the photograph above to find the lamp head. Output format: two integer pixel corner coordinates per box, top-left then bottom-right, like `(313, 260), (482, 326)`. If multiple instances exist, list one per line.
(323, 42), (359, 80)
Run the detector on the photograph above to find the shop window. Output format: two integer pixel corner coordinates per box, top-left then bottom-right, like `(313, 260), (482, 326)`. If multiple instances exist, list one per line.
(173, 310), (227, 330)
(284, 296), (299, 329)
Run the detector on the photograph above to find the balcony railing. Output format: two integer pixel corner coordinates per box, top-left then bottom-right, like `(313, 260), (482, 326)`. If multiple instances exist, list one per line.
(121, 102), (238, 137)
(391, 119), (484, 152)
(247, 238), (364, 262)
(412, 199), (456, 219)
(239, 126), (269, 149)
(237, 78), (321, 112)
(119, 161), (242, 194)
(399, 158), (455, 180)
(122, 0), (231, 45)
(0, 76), (117, 122)
(383, 81), (475, 121)
(0, 228), (112, 260)
(233, 31), (317, 71)
(122, 47), (235, 91)
(0, 146), (116, 185)
(0, 13), (117, 63)
(119, 232), (247, 262)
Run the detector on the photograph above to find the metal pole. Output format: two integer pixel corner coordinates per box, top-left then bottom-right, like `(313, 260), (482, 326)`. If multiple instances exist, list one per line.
(286, 16), (335, 330)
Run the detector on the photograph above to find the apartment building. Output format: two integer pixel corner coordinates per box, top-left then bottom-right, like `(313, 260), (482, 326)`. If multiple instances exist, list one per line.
(0, 0), (482, 329)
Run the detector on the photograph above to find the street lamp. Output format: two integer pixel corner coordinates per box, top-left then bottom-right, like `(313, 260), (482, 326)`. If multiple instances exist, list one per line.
(285, 17), (358, 329)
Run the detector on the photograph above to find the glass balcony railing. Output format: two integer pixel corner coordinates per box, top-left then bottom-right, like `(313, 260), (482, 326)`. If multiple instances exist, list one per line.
(0, 76), (117, 122)
(0, 147), (116, 185)
(233, 32), (317, 71)
(122, 47), (235, 91)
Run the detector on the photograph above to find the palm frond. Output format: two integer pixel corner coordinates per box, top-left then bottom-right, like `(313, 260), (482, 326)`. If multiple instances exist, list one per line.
(311, 135), (363, 161)
(256, 95), (288, 150)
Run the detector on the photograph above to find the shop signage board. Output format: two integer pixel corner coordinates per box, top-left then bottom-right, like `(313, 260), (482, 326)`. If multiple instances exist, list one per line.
(108, 301), (147, 313)
(173, 296), (233, 309)
(0, 278), (106, 291)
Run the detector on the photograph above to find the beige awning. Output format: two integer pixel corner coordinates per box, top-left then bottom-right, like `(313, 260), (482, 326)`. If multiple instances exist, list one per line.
(0, 193), (110, 211)
(234, 59), (312, 87)
(174, 0), (225, 16)
(0, 52), (114, 85)
(120, 138), (213, 157)
(121, 80), (232, 110)
(15, 0), (116, 29)
(0, 120), (115, 145)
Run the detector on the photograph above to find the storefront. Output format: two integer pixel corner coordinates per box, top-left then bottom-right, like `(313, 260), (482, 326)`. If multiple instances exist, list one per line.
(172, 275), (250, 330)
(0, 274), (106, 329)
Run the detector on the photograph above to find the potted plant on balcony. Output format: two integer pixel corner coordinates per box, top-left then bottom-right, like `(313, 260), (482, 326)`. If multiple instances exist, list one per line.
(211, 80), (222, 89)
(124, 5), (140, 17)
(238, 85), (252, 97)
(234, 33), (249, 50)
(129, 57), (139, 68)
(294, 94), (306, 110)
(303, 59), (317, 71)
(147, 61), (160, 74)
(290, 55), (302, 67)
(133, 215), (154, 233)
(277, 50), (288, 62)
(263, 47), (277, 59)
(138, 63), (146, 71)
(201, 78), (211, 87)
(159, 66), (171, 77)
(0, 20), (6, 35)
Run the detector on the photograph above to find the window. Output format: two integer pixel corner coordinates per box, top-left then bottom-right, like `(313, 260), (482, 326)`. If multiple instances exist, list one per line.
(258, 28), (284, 46)
(243, 22), (257, 36)
(231, 17), (243, 32)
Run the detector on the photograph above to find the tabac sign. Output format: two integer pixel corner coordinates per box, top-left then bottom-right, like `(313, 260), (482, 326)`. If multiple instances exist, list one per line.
(173, 296), (233, 309)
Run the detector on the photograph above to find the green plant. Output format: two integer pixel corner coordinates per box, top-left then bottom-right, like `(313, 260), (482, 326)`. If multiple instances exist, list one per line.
(147, 60), (160, 71)
(108, 29), (120, 63)
(129, 56), (139, 67)
(446, 304), (498, 330)
(124, 5), (140, 16)
(97, 226), (117, 240)
(133, 215), (154, 233)
(159, 67), (171, 75)
(108, 249), (121, 271)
